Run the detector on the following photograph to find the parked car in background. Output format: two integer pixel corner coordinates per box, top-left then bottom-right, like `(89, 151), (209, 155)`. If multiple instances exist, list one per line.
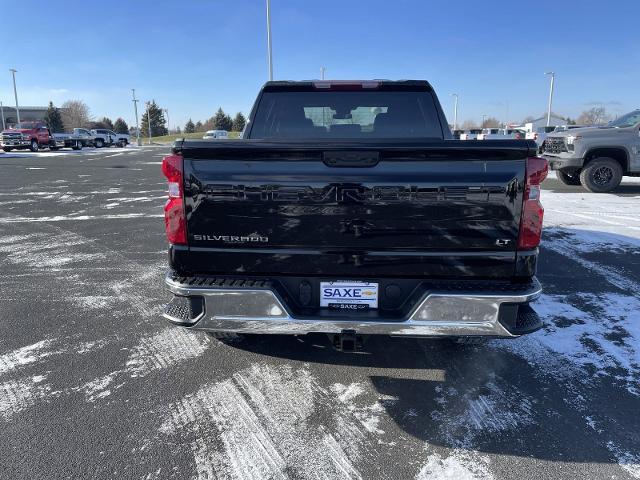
(478, 128), (525, 140)
(90, 129), (115, 148)
(1, 121), (54, 152)
(202, 130), (229, 139)
(110, 130), (130, 146)
(542, 109), (640, 192)
(51, 128), (94, 150)
(459, 128), (482, 140)
(452, 129), (464, 139)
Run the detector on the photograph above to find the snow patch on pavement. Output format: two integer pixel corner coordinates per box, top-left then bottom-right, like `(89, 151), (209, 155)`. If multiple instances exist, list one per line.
(0, 213), (163, 223)
(606, 441), (640, 479)
(0, 375), (59, 420)
(126, 328), (210, 378)
(331, 382), (397, 434)
(416, 450), (494, 480)
(0, 339), (57, 376)
(160, 364), (374, 479)
(80, 371), (121, 402)
(500, 293), (640, 395)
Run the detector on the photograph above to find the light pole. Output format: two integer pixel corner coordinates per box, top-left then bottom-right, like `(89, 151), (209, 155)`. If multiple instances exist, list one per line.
(504, 100), (509, 128)
(0, 101), (5, 130)
(481, 114), (487, 128)
(320, 66), (325, 80)
(9, 69), (20, 124)
(131, 89), (141, 146)
(266, 0), (273, 81)
(545, 71), (555, 127)
(145, 101), (152, 145)
(164, 108), (170, 135)
(450, 93), (458, 130)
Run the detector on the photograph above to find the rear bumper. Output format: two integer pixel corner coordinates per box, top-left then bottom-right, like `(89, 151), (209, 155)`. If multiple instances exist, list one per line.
(163, 272), (542, 338)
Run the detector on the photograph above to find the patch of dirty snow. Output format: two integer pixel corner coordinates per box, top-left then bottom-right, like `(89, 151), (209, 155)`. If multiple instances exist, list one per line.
(416, 450), (494, 480)
(72, 296), (118, 310)
(160, 364), (375, 479)
(0, 376), (59, 420)
(500, 293), (640, 395)
(0, 339), (56, 376)
(0, 213), (163, 223)
(430, 377), (536, 447)
(331, 382), (397, 434)
(80, 371), (121, 402)
(126, 328), (210, 378)
(606, 441), (640, 479)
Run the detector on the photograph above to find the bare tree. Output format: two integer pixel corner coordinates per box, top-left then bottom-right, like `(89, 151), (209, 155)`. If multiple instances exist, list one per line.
(481, 116), (501, 128)
(461, 119), (477, 129)
(522, 116), (535, 123)
(60, 100), (92, 130)
(576, 106), (610, 125)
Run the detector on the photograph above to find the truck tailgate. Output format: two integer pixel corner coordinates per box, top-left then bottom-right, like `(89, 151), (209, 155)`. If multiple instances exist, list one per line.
(174, 140), (535, 279)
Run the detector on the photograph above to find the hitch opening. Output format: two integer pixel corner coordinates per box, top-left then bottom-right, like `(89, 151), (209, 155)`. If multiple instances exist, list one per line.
(332, 330), (362, 352)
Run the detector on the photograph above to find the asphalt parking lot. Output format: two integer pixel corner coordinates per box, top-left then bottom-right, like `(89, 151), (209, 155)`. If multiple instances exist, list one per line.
(1, 147), (639, 480)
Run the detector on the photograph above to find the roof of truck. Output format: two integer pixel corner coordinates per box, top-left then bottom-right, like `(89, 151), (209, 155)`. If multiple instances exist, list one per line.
(261, 80), (433, 91)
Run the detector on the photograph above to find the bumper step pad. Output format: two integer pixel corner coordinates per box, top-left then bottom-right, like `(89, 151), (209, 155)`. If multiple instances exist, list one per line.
(163, 295), (204, 325)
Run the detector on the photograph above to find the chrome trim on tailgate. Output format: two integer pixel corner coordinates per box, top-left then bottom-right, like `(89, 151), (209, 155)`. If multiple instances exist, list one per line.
(164, 273), (541, 338)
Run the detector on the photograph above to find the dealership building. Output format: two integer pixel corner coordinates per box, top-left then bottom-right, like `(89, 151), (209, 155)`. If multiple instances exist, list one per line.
(0, 105), (48, 128)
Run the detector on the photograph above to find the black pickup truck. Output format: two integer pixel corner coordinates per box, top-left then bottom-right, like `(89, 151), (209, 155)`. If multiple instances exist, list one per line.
(161, 80), (547, 349)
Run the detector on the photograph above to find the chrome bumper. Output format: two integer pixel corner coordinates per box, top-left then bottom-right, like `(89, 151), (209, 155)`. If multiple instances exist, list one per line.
(164, 274), (542, 338)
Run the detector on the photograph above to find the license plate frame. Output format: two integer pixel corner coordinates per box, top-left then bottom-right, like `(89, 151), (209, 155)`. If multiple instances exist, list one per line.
(320, 281), (379, 310)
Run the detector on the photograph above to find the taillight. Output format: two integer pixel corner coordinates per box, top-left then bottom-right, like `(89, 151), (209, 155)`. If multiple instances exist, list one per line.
(161, 154), (187, 245)
(518, 157), (548, 250)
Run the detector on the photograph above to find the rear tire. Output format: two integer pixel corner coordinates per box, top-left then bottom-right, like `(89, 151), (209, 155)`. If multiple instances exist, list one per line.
(30, 140), (39, 152)
(3, 147), (12, 152)
(556, 170), (582, 186)
(579, 157), (623, 193)
(95, 138), (104, 148)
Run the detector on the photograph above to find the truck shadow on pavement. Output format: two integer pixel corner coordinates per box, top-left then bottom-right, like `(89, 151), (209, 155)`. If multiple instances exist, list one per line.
(224, 333), (639, 467)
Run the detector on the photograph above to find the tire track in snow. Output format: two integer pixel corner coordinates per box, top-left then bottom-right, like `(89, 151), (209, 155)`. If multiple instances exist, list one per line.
(159, 364), (377, 479)
(412, 373), (536, 479)
(126, 327), (211, 378)
(0, 375), (60, 420)
(0, 339), (57, 376)
(542, 230), (639, 293)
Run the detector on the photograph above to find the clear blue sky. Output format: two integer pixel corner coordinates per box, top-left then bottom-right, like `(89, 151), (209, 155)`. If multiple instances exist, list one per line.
(1, 0), (638, 129)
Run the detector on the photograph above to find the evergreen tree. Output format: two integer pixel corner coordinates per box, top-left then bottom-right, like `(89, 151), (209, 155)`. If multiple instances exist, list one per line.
(175, 126), (182, 134)
(223, 114), (233, 131)
(101, 117), (114, 130)
(213, 108), (233, 131)
(232, 112), (246, 132)
(195, 120), (204, 132)
(184, 119), (195, 133)
(43, 101), (64, 133)
(113, 118), (129, 134)
(140, 100), (168, 137)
